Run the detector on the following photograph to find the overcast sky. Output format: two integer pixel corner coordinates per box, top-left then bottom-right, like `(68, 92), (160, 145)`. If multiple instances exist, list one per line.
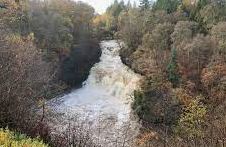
(75, 0), (139, 14)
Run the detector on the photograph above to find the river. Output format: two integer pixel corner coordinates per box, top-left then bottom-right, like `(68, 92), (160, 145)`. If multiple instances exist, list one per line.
(48, 40), (141, 147)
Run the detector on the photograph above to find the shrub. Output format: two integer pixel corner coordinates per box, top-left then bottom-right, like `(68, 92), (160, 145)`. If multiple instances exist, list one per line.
(132, 75), (182, 125)
(175, 96), (207, 139)
(0, 128), (48, 147)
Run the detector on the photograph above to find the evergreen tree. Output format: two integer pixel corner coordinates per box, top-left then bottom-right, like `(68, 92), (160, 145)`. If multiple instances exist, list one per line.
(153, 0), (180, 13)
(106, 0), (125, 17)
(139, 0), (150, 10)
(167, 48), (180, 87)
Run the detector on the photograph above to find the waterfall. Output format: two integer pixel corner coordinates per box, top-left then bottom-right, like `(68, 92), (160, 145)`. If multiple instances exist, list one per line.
(48, 40), (141, 147)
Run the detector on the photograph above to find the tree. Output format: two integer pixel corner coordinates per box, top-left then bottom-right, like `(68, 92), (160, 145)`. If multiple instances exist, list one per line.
(141, 23), (174, 71)
(0, 0), (30, 35)
(139, 0), (150, 10)
(211, 21), (226, 60)
(175, 96), (207, 139)
(30, 9), (73, 55)
(167, 48), (180, 87)
(181, 0), (209, 21)
(201, 61), (226, 105)
(197, 3), (226, 31)
(174, 34), (214, 85)
(153, 0), (181, 13)
(105, 0), (126, 33)
(143, 23), (174, 51)
(132, 75), (181, 125)
(171, 21), (199, 49)
(0, 32), (53, 129)
(118, 7), (143, 49)
(106, 0), (125, 17)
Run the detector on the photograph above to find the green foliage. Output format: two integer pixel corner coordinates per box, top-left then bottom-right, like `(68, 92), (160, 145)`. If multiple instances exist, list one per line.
(104, 0), (127, 34)
(179, 0), (209, 20)
(175, 96), (207, 139)
(139, 0), (151, 10)
(197, 3), (226, 31)
(132, 75), (181, 125)
(106, 0), (125, 17)
(132, 90), (147, 119)
(118, 8), (144, 49)
(0, 128), (48, 147)
(197, 0), (209, 8)
(167, 48), (180, 87)
(153, 0), (181, 13)
(31, 10), (73, 51)
(28, 0), (100, 87)
(30, 0), (95, 53)
(96, 0), (139, 39)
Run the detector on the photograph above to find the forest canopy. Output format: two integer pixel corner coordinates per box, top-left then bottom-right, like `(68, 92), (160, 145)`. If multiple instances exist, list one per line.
(95, 0), (226, 146)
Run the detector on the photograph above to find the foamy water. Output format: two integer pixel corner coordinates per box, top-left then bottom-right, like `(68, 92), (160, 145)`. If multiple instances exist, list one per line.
(48, 40), (141, 146)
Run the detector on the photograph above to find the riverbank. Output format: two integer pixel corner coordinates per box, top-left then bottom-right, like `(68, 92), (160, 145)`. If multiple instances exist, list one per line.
(119, 45), (142, 76)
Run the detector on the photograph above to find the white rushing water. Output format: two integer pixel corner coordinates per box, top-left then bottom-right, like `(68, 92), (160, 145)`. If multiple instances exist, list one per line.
(48, 40), (141, 146)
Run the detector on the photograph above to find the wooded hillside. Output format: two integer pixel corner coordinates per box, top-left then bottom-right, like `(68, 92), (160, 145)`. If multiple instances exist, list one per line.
(0, 0), (100, 146)
(98, 0), (226, 146)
